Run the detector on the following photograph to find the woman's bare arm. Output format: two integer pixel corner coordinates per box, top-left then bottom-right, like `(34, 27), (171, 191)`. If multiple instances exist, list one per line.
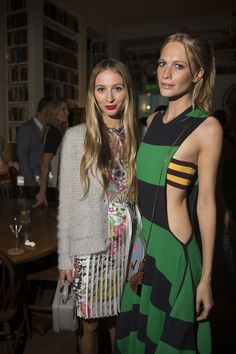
(196, 116), (223, 320)
(33, 152), (53, 207)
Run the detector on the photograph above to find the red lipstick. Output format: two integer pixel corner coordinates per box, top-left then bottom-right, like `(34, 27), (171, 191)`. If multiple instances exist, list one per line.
(105, 105), (117, 110)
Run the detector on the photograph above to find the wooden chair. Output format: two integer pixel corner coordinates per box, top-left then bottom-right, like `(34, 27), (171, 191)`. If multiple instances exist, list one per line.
(0, 250), (30, 354)
(26, 253), (59, 334)
(0, 167), (18, 199)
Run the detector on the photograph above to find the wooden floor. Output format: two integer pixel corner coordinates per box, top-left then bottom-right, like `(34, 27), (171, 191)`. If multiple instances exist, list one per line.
(23, 328), (78, 354)
(0, 230), (235, 354)
(0, 314), (112, 354)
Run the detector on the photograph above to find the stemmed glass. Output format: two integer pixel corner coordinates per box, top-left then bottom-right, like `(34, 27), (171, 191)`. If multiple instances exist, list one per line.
(8, 217), (25, 255)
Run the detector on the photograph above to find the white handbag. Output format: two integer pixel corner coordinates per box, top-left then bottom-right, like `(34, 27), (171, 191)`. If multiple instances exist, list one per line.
(52, 280), (79, 332)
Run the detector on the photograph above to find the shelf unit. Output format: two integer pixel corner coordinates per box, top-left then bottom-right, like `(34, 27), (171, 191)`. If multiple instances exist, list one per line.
(43, 0), (79, 99)
(3, 0), (80, 155)
(6, 0), (28, 144)
(87, 37), (109, 78)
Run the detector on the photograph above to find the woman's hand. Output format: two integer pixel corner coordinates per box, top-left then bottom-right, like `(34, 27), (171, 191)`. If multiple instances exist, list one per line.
(32, 191), (48, 207)
(195, 279), (214, 321)
(59, 269), (73, 285)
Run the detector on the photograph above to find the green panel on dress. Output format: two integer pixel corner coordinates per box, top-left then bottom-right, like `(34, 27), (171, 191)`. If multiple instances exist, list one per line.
(117, 332), (145, 354)
(136, 143), (178, 186)
(186, 108), (208, 118)
(145, 300), (165, 343)
(119, 281), (141, 312)
(197, 321), (212, 354)
(157, 341), (196, 354)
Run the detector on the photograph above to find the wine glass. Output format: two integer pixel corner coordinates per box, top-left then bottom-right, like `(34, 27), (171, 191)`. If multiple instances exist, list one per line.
(8, 217), (25, 255)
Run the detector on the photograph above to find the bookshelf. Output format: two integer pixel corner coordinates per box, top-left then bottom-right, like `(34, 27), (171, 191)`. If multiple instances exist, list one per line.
(6, 0), (28, 144)
(87, 36), (109, 78)
(4, 0), (80, 154)
(43, 0), (79, 99)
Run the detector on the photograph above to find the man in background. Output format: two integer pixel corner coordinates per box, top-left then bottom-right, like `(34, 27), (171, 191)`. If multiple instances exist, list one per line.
(17, 96), (51, 197)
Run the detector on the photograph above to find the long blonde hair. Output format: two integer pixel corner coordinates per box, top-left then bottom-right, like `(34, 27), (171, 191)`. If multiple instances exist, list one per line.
(161, 32), (215, 114)
(80, 58), (138, 200)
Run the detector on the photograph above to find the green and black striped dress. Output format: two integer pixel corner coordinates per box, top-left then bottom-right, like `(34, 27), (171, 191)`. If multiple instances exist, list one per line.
(114, 107), (212, 354)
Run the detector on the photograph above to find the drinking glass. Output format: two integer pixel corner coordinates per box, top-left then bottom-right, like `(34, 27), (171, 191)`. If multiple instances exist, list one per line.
(8, 217), (25, 255)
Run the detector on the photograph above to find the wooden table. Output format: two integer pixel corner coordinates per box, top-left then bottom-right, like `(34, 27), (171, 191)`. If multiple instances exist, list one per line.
(0, 199), (58, 264)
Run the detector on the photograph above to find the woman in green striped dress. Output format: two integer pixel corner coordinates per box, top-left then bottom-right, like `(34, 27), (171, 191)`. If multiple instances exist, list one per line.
(114, 32), (223, 354)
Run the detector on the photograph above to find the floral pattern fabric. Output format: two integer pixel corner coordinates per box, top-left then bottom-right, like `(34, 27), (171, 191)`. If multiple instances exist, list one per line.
(73, 127), (135, 319)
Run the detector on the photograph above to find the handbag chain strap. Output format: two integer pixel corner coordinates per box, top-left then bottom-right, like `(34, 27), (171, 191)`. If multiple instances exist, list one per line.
(145, 117), (195, 250)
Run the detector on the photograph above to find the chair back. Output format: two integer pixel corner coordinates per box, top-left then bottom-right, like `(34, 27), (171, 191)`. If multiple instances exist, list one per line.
(0, 250), (29, 354)
(0, 167), (18, 199)
(0, 250), (17, 320)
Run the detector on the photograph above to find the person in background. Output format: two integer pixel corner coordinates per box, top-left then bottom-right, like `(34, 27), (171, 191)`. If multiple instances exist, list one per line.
(16, 96), (51, 198)
(0, 135), (16, 198)
(33, 97), (69, 207)
(114, 31), (223, 354)
(57, 58), (139, 354)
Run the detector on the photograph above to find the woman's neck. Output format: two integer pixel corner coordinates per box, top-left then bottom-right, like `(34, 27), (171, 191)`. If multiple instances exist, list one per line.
(103, 115), (123, 129)
(163, 97), (192, 123)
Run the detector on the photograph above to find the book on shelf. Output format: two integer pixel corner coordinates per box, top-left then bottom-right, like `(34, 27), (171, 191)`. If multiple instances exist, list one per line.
(8, 65), (28, 82)
(7, 0), (26, 12)
(44, 63), (78, 84)
(44, 45), (77, 69)
(8, 125), (20, 143)
(7, 29), (27, 46)
(7, 46), (27, 63)
(7, 12), (27, 29)
(44, 0), (78, 33)
(9, 105), (28, 121)
(43, 25), (78, 52)
(44, 82), (78, 99)
(8, 85), (28, 101)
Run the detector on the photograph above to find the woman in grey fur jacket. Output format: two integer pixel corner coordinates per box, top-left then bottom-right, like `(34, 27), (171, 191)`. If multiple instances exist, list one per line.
(57, 58), (139, 354)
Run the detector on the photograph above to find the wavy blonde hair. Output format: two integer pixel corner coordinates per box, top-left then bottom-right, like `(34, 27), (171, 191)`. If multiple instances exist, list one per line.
(161, 32), (215, 114)
(44, 97), (68, 128)
(80, 58), (139, 200)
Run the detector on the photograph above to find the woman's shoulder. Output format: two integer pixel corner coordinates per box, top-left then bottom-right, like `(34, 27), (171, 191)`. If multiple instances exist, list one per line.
(44, 125), (62, 145)
(146, 112), (159, 128)
(65, 123), (86, 139)
(199, 115), (223, 136)
(45, 124), (62, 139)
(47, 124), (60, 133)
(195, 115), (223, 150)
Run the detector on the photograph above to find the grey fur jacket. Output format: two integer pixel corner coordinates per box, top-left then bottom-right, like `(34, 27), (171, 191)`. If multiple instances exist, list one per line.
(57, 124), (109, 270)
